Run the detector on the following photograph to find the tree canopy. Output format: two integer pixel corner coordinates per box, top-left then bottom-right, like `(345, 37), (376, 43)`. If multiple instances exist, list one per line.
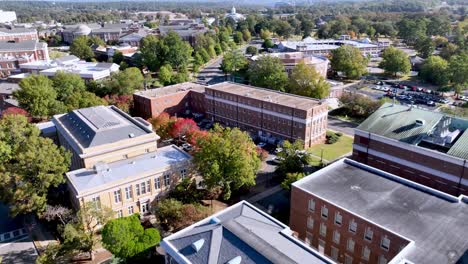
(193, 125), (260, 200)
(379, 46), (411, 76)
(102, 214), (161, 260)
(420, 56), (449, 86)
(330, 45), (367, 79)
(288, 62), (330, 99)
(248, 56), (288, 91)
(70, 36), (95, 61)
(220, 50), (248, 78)
(0, 115), (71, 216)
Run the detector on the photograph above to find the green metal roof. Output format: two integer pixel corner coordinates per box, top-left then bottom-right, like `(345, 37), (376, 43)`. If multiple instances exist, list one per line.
(447, 129), (468, 160)
(357, 103), (443, 144)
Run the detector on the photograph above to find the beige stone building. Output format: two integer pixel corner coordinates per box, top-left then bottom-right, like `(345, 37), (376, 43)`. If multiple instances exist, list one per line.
(48, 105), (192, 218)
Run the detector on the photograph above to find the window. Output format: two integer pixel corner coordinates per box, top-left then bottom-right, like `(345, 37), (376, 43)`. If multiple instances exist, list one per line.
(349, 219), (357, 233)
(331, 246), (339, 261)
(141, 203), (149, 214)
(378, 255), (387, 264)
(125, 186), (132, 200)
(344, 254), (353, 264)
(321, 206), (328, 219)
(334, 212), (342, 226)
(113, 190), (121, 203)
(141, 181), (147, 194)
(333, 230), (340, 244)
(362, 246), (371, 261)
(154, 177), (161, 189)
(117, 210), (123, 218)
(180, 169), (187, 179)
(307, 216), (314, 229)
(128, 206), (134, 215)
(319, 223), (327, 237)
(308, 199), (315, 212)
(146, 180), (151, 193)
(347, 238), (355, 253)
(135, 184), (141, 196)
(163, 173), (171, 186)
(364, 227), (373, 241)
(381, 236), (390, 251)
(91, 196), (101, 209)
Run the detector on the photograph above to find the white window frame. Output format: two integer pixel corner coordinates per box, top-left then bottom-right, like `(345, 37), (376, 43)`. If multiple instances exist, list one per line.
(125, 186), (132, 200)
(349, 219), (357, 233)
(347, 238), (355, 253)
(344, 254), (353, 264)
(362, 246), (371, 261)
(305, 232), (313, 246)
(146, 180), (151, 193)
(135, 183), (140, 196)
(364, 227), (373, 241)
(141, 181), (147, 194)
(180, 168), (187, 179)
(128, 206), (134, 215)
(308, 199), (315, 212)
(378, 255), (387, 264)
(307, 216), (314, 229)
(91, 196), (101, 209)
(381, 236), (390, 251)
(117, 210), (123, 218)
(155, 177), (161, 189)
(113, 190), (121, 203)
(333, 230), (340, 244)
(321, 205), (328, 219)
(163, 173), (171, 186)
(319, 222), (327, 237)
(334, 212), (342, 226)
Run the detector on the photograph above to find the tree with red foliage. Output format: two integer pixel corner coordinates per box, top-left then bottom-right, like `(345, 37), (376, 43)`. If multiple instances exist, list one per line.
(148, 112), (177, 140)
(187, 129), (209, 149)
(103, 95), (133, 114)
(170, 118), (199, 140)
(1, 107), (31, 121)
(256, 146), (269, 161)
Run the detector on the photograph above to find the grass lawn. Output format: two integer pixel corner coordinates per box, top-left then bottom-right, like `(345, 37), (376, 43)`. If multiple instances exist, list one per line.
(308, 133), (354, 162)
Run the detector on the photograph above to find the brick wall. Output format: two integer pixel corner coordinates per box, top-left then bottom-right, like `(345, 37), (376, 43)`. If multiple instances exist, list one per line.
(290, 186), (409, 264)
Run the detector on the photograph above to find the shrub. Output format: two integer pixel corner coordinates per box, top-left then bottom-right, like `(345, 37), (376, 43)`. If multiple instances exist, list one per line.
(326, 131), (340, 144)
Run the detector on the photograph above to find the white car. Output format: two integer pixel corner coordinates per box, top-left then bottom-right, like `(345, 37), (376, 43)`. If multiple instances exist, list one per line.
(257, 142), (267, 148)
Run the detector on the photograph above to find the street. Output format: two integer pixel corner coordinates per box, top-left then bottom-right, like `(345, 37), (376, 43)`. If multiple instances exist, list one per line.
(327, 116), (358, 136)
(196, 56), (226, 85)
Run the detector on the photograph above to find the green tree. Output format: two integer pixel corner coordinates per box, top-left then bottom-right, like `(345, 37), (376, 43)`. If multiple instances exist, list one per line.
(246, 46), (258, 56)
(242, 29), (252, 42)
(0, 115), (71, 216)
(139, 35), (164, 72)
(193, 125), (260, 200)
(233, 31), (244, 45)
(281, 172), (305, 190)
(415, 37), (435, 58)
(158, 64), (173, 86)
(396, 18), (427, 44)
(260, 29), (272, 40)
(52, 71), (86, 101)
(448, 52), (468, 91)
(172, 67), (190, 84)
(70, 36), (94, 61)
(154, 199), (208, 231)
(440, 43), (459, 60)
(112, 50), (124, 64)
(199, 48), (211, 63)
(288, 62), (330, 99)
(162, 31), (193, 70)
(107, 67), (144, 95)
(207, 45), (216, 58)
(420, 56), (449, 85)
(330, 45), (368, 79)
(262, 38), (274, 49)
(379, 46), (411, 77)
(14, 75), (60, 119)
(220, 50), (248, 80)
(65, 91), (107, 111)
(276, 140), (313, 176)
(248, 56), (288, 91)
(102, 214), (161, 260)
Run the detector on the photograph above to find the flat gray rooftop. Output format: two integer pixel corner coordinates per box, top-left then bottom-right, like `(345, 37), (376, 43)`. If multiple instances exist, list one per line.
(67, 145), (191, 195)
(134, 82), (205, 99)
(54, 105), (152, 149)
(294, 158), (468, 264)
(163, 201), (333, 264)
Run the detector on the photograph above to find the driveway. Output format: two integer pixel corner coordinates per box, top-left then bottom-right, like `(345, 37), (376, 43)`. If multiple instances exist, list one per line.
(327, 116), (358, 136)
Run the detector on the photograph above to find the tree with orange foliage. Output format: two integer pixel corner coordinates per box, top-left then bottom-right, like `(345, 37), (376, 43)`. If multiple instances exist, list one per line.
(170, 118), (199, 140)
(148, 112), (176, 140)
(1, 107), (30, 121)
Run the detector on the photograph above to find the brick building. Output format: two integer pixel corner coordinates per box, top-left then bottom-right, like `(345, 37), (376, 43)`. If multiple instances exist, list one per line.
(133, 82), (206, 119)
(205, 82), (328, 147)
(133, 82), (328, 148)
(352, 103), (468, 196)
(290, 158), (468, 264)
(0, 40), (49, 78)
(0, 28), (38, 42)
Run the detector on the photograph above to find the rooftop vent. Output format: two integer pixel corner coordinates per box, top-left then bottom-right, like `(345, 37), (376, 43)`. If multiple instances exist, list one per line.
(129, 133), (135, 138)
(226, 256), (242, 264)
(191, 239), (205, 252)
(93, 162), (110, 174)
(415, 119), (425, 126)
(209, 217), (221, 224)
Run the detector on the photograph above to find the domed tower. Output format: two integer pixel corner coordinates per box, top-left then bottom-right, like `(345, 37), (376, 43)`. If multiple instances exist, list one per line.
(231, 6), (236, 14)
(74, 24), (92, 36)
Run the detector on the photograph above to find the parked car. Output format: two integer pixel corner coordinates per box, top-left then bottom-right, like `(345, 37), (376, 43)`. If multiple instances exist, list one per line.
(257, 142), (267, 148)
(182, 143), (193, 151)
